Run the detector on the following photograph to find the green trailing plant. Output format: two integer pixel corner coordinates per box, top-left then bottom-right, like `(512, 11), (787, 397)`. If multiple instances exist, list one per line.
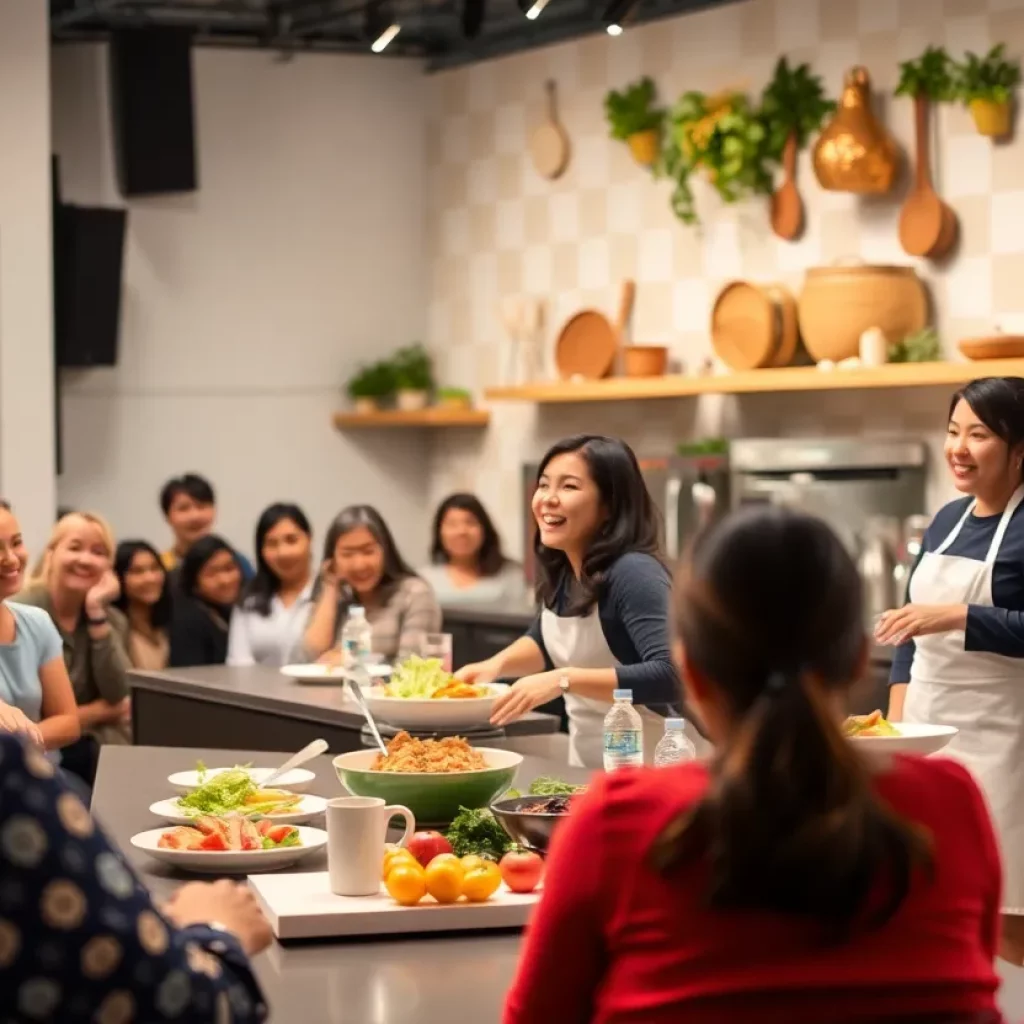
(346, 361), (396, 400)
(955, 44), (1021, 104)
(895, 46), (957, 101)
(392, 344), (434, 392)
(662, 91), (774, 225)
(759, 57), (835, 153)
(604, 77), (665, 140)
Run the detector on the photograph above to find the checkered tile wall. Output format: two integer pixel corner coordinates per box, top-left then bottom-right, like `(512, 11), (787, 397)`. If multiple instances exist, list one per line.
(423, 0), (1024, 557)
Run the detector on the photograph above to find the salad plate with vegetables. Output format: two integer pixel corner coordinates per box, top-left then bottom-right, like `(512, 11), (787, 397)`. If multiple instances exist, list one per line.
(150, 764), (327, 826)
(365, 655), (509, 730)
(132, 815), (328, 873)
(168, 762), (316, 795)
(844, 711), (957, 755)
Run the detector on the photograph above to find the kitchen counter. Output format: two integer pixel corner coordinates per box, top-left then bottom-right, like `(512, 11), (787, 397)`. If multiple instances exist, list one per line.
(129, 666), (557, 753)
(441, 598), (537, 630)
(92, 744), (590, 1024)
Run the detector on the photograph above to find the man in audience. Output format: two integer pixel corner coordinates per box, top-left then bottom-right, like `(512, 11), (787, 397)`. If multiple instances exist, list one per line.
(159, 473), (253, 579)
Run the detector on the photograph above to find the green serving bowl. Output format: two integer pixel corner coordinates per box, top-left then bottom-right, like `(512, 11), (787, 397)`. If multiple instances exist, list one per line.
(332, 748), (522, 827)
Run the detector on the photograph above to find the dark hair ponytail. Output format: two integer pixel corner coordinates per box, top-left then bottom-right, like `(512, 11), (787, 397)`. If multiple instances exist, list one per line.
(655, 507), (932, 938)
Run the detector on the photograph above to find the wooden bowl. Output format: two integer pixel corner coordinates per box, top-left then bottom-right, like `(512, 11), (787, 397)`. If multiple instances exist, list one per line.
(959, 336), (1024, 360)
(622, 346), (668, 377)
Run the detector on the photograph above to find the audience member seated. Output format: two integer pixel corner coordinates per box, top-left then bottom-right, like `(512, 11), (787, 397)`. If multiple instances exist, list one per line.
(0, 502), (79, 752)
(228, 503), (314, 668)
(113, 540), (171, 671)
(169, 535), (243, 668)
(159, 473), (254, 579)
(419, 493), (524, 606)
(0, 732), (271, 1022)
(505, 506), (1003, 1024)
(15, 512), (130, 788)
(305, 505), (441, 664)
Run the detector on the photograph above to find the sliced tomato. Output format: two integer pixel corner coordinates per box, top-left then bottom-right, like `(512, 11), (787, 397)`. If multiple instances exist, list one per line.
(199, 831), (229, 851)
(263, 825), (296, 845)
(255, 819), (274, 837)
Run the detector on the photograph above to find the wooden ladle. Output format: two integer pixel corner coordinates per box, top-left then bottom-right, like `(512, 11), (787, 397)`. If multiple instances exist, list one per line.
(899, 95), (958, 259)
(770, 132), (804, 241)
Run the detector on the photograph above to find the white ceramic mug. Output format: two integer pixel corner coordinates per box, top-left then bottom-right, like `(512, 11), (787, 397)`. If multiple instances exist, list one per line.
(326, 796), (415, 897)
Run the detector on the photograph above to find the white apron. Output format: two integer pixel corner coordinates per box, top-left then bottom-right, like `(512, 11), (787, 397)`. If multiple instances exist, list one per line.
(904, 484), (1024, 912)
(541, 606), (668, 769)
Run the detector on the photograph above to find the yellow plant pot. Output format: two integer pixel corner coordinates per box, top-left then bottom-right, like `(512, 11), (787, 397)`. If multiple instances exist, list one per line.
(626, 130), (659, 167)
(437, 396), (471, 410)
(970, 99), (1013, 138)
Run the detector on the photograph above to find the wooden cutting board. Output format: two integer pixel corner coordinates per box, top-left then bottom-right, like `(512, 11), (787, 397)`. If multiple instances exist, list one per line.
(530, 80), (570, 180)
(554, 280), (634, 380)
(711, 281), (798, 371)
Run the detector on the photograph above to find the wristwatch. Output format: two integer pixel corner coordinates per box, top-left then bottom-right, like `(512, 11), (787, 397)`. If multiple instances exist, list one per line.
(558, 673), (571, 694)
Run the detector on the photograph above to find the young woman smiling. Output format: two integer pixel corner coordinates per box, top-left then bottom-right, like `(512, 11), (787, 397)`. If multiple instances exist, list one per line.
(304, 505), (441, 664)
(457, 435), (681, 768)
(879, 376), (1024, 963)
(0, 503), (79, 751)
(113, 540), (171, 671)
(228, 504), (314, 667)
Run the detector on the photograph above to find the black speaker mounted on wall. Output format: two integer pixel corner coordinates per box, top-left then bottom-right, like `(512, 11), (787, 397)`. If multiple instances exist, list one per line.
(109, 27), (198, 197)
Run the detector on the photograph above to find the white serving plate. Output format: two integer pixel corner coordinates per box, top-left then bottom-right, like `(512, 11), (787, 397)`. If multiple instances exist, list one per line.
(167, 767), (316, 795)
(280, 663), (391, 685)
(131, 826), (328, 874)
(149, 794), (328, 827)
(849, 722), (958, 756)
(363, 683), (510, 730)
(248, 870), (542, 940)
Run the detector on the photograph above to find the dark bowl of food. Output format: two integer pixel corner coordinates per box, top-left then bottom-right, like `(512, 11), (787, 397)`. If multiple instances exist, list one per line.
(489, 794), (577, 853)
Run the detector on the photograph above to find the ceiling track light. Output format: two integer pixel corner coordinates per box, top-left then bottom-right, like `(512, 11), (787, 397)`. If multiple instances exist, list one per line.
(365, 0), (401, 53)
(371, 23), (401, 51)
(600, 0), (639, 35)
(516, 0), (551, 19)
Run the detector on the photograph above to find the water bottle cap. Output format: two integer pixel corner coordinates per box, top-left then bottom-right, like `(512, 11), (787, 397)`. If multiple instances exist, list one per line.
(350, 606), (365, 617)
(665, 718), (685, 729)
(613, 689), (633, 701)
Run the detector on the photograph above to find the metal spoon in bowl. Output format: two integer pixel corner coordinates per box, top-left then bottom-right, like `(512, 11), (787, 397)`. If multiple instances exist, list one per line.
(261, 737), (329, 790)
(347, 666), (389, 756)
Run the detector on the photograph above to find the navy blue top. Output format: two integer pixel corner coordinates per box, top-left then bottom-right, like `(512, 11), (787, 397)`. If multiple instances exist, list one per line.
(0, 733), (267, 1022)
(890, 496), (1024, 683)
(525, 551), (679, 713)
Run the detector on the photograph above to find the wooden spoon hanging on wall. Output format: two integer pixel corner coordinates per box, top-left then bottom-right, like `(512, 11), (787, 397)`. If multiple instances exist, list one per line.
(898, 94), (958, 259)
(770, 131), (804, 241)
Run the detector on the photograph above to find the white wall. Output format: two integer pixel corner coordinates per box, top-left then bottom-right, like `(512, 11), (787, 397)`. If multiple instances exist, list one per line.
(0, 0), (56, 553)
(51, 44), (430, 562)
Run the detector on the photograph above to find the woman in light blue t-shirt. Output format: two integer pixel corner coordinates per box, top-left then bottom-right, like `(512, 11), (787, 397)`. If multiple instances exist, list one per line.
(0, 503), (79, 751)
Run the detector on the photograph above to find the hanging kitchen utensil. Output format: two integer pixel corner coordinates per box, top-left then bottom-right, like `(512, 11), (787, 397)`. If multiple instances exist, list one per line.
(530, 80), (570, 181)
(710, 281), (799, 371)
(814, 67), (900, 194)
(898, 94), (958, 259)
(770, 132), (804, 241)
(554, 280), (633, 380)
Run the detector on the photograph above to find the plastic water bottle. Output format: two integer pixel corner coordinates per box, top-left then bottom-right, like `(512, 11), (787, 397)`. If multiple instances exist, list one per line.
(653, 718), (697, 767)
(603, 689), (644, 772)
(340, 606), (372, 672)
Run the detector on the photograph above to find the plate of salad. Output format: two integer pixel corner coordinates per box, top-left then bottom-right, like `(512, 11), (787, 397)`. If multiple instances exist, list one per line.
(365, 655), (509, 730)
(844, 711), (957, 755)
(168, 762), (316, 795)
(132, 815), (327, 873)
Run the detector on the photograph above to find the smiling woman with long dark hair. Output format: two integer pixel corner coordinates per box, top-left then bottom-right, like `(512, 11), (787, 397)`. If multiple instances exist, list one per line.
(456, 435), (684, 767)
(304, 505), (441, 663)
(113, 540), (171, 671)
(419, 493), (522, 606)
(228, 504), (314, 668)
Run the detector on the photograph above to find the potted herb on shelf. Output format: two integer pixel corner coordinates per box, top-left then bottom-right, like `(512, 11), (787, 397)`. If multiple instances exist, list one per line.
(955, 44), (1021, 138)
(346, 361), (396, 415)
(604, 76), (665, 168)
(436, 386), (472, 411)
(895, 46), (957, 102)
(392, 344), (434, 411)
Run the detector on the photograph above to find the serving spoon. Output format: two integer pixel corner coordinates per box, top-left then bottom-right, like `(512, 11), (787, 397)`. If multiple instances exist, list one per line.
(261, 737), (329, 789)
(347, 667), (389, 756)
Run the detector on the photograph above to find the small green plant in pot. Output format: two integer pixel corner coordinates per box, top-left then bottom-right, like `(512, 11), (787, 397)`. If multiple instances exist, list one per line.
(955, 44), (1021, 139)
(895, 46), (957, 101)
(436, 386), (472, 410)
(346, 361), (396, 414)
(604, 76), (665, 168)
(392, 344), (434, 411)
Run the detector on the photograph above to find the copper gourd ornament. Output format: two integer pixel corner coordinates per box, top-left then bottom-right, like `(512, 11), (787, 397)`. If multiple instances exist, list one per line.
(813, 66), (900, 194)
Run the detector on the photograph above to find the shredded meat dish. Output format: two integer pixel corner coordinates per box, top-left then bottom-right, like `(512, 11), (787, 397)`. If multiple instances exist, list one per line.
(370, 731), (487, 773)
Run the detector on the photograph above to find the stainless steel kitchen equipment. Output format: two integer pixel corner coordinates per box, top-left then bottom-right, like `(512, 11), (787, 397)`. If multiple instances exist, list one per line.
(859, 515), (899, 624)
(894, 513), (930, 602)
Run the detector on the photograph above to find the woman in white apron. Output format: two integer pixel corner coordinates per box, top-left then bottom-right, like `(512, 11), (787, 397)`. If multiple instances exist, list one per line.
(877, 376), (1024, 962)
(455, 434), (687, 769)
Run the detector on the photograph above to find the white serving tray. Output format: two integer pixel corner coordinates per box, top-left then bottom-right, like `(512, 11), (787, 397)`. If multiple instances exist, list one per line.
(248, 871), (542, 940)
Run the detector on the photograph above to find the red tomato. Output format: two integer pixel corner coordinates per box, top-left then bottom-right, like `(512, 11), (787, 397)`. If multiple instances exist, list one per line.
(199, 832), (229, 852)
(407, 831), (453, 868)
(499, 849), (544, 893)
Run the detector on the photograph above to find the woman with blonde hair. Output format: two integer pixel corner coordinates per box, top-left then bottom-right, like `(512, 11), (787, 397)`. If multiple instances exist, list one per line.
(15, 512), (131, 786)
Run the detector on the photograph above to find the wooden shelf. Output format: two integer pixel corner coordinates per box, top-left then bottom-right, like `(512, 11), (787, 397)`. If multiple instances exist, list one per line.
(483, 360), (1024, 405)
(333, 407), (490, 429)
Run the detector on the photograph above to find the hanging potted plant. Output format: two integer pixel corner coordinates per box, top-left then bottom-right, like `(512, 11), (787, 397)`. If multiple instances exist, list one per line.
(895, 46), (957, 102)
(604, 77), (665, 168)
(662, 90), (775, 226)
(346, 361), (396, 415)
(392, 344), (434, 411)
(436, 386), (472, 411)
(955, 44), (1021, 138)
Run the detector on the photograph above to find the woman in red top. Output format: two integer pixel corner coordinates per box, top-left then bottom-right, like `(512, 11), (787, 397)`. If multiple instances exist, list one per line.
(505, 506), (1003, 1024)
